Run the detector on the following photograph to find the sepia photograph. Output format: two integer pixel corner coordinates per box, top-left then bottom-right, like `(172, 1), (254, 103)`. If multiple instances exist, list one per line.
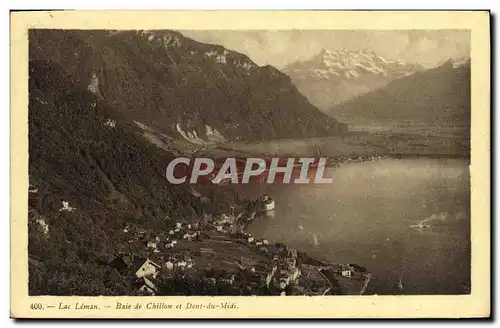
(10, 10), (490, 318)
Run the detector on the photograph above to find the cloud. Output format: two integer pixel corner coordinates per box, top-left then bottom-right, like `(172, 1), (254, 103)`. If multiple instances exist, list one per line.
(180, 30), (470, 69)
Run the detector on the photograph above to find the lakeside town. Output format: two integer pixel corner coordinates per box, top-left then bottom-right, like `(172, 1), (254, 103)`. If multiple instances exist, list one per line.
(110, 194), (372, 296)
(30, 188), (371, 296)
(115, 192), (371, 296)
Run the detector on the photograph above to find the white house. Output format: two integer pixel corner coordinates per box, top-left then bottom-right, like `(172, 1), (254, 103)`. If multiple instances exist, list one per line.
(263, 199), (275, 211)
(265, 266), (277, 287)
(217, 213), (235, 225)
(289, 267), (301, 283)
(135, 259), (161, 279)
(261, 196), (275, 211)
(220, 275), (235, 285)
(165, 260), (174, 270)
(104, 119), (116, 128)
(59, 201), (75, 212)
(36, 218), (49, 235)
(165, 240), (178, 250)
(138, 277), (157, 295)
(341, 270), (352, 278)
(183, 232), (197, 241)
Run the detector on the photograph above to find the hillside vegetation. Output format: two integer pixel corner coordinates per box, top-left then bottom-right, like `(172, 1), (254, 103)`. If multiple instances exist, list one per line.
(30, 29), (346, 142)
(28, 59), (226, 295)
(332, 60), (471, 125)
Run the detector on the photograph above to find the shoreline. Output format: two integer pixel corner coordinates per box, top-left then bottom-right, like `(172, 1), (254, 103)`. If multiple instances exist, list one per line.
(232, 209), (371, 295)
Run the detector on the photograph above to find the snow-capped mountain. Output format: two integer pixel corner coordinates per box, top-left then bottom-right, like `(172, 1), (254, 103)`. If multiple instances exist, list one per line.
(450, 56), (471, 68)
(285, 49), (421, 80)
(282, 49), (424, 110)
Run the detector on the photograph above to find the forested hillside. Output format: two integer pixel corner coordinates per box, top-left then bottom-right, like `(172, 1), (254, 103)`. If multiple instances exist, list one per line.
(28, 59), (220, 295)
(332, 60), (471, 125)
(29, 29), (346, 141)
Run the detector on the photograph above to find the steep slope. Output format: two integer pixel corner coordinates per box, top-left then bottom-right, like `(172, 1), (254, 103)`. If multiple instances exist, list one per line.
(283, 49), (423, 110)
(28, 59), (214, 295)
(331, 60), (471, 125)
(29, 30), (346, 142)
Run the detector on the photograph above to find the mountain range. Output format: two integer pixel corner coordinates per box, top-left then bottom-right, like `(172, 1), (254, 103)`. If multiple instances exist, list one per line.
(283, 48), (424, 110)
(27, 30), (471, 295)
(30, 30), (346, 142)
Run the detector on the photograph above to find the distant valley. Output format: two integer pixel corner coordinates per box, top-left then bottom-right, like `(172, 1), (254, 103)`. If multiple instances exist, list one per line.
(283, 48), (470, 128)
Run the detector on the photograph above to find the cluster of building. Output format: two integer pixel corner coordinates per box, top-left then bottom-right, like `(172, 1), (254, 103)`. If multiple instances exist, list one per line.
(334, 264), (362, 278)
(59, 201), (76, 212)
(111, 220), (210, 295)
(264, 247), (301, 295)
(239, 231), (270, 253)
(211, 213), (238, 234)
(331, 154), (387, 167)
(105, 209), (271, 295)
(103, 191), (368, 296)
(29, 180), (365, 296)
(123, 220), (204, 253)
(111, 209), (269, 295)
(104, 118), (116, 128)
(28, 184), (38, 194)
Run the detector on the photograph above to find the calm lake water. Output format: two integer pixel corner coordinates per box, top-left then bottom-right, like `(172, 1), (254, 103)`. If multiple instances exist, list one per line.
(244, 158), (471, 295)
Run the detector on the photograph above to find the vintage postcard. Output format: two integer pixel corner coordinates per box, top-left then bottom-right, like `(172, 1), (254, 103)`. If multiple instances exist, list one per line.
(10, 10), (490, 318)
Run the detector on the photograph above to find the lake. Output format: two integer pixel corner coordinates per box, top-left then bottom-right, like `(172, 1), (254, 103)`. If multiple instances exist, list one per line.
(244, 158), (471, 295)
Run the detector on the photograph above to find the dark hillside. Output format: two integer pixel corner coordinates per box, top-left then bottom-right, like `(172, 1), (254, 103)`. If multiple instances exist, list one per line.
(333, 60), (471, 125)
(30, 29), (346, 141)
(28, 59), (207, 295)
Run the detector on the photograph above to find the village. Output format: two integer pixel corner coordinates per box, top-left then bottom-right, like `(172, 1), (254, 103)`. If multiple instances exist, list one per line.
(97, 195), (371, 296)
(29, 178), (370, 296)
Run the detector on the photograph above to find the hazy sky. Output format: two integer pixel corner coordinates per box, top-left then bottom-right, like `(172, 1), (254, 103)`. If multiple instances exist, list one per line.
(180, 30), (470, 69)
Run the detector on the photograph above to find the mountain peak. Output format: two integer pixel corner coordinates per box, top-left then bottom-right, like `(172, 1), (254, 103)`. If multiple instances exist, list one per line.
(282, 48), (425, 110)
(450, 56), (471, 68)
(285, 48), (421, 82)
